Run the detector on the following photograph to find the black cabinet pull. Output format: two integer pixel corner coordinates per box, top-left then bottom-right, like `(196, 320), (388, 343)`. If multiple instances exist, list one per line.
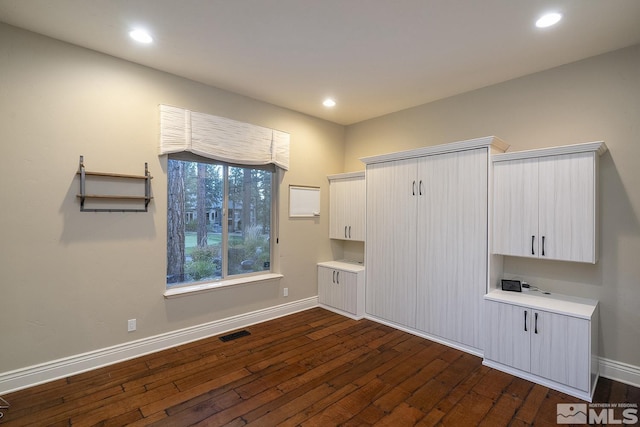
(419, 180), (423, 195)
(412, 180), (416, 195)
(348, 226), (351, 239)
(344, 226), (347, 238)
(336, 271), (340, 284)
(534, 312), (539, 334)
(531, 235), (535, 255)
(332, 270), (336, 283)
(542, 236), (545, 256)
(524, 310), (528, 332)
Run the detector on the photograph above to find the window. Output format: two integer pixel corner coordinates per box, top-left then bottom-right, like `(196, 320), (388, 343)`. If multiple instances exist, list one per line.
(159, 105), (288, 291)
(166, 157), (273, 288)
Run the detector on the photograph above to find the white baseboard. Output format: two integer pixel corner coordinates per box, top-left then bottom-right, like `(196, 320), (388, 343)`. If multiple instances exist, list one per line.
(0, 297), (318, 395)
(599, 356), (640, 388)
(318, 303), (364, 321)
(483, 359), (594, 401)
(364, 314), (483, 358)
(3, 300), (638, 397)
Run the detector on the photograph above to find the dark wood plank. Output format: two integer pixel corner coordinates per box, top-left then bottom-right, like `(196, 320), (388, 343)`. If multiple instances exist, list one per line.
(1, 308), (638, 427)
(512, 383), (549, 424)
(415, 359), (490, 426)
(440, 390), (495, 426)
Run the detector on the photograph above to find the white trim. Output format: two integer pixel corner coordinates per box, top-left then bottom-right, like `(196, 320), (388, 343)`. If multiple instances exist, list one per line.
(3, 301), (638, 399)
(364, 314), (483, 358)
(164, 273), (284, 298)
(483, 359), (595, 402)
(598, 356), (640, 388)
(481, 356), (640, 402)
(484, 289), (598, 320)
(318, 304), (364, 321)
(360, 136), (509, 165)
(317, 261), (365, 273)
(492, 141), (607, 162)
(327, 171), (365, 181)
(0, 297), (318, 395)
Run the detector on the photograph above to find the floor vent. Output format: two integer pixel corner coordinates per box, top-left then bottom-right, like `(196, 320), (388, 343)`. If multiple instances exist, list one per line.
(219, 330), (251, 342)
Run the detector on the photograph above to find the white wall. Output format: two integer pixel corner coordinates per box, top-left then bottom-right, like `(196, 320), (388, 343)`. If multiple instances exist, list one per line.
(344, 44), (640, 368)
(0, 23), (345, 374)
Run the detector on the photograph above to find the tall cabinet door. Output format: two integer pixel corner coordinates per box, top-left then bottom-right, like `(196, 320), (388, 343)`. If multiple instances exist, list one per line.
(416, 148), (487, 349)
(366, 159), (417, 327)
(493, 158), (539, 258)
(538, 152), (596, 263)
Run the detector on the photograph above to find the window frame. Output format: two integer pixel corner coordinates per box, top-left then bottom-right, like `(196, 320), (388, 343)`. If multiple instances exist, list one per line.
(165, 154), (279, 293)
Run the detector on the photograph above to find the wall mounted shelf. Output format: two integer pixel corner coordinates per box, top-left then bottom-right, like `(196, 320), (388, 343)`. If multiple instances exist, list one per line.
(76, 155), (153, 212)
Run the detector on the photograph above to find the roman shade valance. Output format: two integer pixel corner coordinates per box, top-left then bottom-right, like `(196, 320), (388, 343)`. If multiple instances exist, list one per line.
(159, 104), (290, 170)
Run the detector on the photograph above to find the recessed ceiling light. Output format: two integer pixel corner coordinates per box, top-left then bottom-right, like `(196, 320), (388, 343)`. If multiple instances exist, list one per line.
(536, 12), (562, 28)
(129, 29), (153, 44)
(323, 98), (336, 108)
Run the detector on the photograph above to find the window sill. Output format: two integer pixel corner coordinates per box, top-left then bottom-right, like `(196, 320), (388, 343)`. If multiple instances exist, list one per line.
(164, 273), (284, 299)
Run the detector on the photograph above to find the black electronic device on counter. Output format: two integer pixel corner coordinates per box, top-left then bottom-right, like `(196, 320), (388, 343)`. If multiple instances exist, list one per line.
(501, 279), (522, 292)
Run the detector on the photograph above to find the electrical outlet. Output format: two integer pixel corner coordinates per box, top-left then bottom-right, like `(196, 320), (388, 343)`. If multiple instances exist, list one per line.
(283, 288), (288, 297)
(128, 319), (136, 332)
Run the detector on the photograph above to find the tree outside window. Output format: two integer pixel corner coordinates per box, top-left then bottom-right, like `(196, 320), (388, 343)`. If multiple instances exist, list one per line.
(166, 158), (272, 287)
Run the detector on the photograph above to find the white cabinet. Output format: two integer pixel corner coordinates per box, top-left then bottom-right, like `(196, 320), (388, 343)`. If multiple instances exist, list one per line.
(493, 142), (607, 263)
(363, 136), (508, 352)
(484, 301), (531, 372)
(317, 261), (365, 319)
(484, 290), (599, 401)
(364, 158), (417, 328)
(492, 158), (538, 259)
(416, 149), (488, 350)
(328, 172), (365, 241)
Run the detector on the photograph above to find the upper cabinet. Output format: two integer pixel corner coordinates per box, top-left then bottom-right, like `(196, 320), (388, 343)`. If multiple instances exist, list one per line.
(328, 172), (365, 241)
(492, 142), (607, 264)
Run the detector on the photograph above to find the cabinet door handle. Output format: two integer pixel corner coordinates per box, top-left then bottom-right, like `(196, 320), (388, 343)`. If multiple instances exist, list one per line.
(336, 271), (340, 284)
(332, 270), (336, 283)
(534, 312), (539, 334)
(531, 235), (535, 255)
(541, 236), (545, 256)
(344, 226), (348, 239)
(412, 180), (416, 196)
(419, 180), (423, 195)
(348, 226), (351, 239)
(524, 310), (528, 332)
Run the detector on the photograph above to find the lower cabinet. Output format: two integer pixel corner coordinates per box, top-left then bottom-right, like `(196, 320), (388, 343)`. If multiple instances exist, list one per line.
(317, 261), (365, 319)
(484, 290), (598, 401)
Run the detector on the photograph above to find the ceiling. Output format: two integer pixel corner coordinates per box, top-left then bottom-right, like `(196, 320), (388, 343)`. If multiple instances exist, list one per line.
(1, 1), (640, 125)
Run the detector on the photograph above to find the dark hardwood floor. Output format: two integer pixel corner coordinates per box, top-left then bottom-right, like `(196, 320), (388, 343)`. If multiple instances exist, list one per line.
(1, 308), (638, 426)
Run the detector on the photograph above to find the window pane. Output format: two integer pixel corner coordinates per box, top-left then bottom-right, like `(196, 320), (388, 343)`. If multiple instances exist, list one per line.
(227, 166), (271, 276)
(167, 159), (224, 286)
(167, 158), (273, 288)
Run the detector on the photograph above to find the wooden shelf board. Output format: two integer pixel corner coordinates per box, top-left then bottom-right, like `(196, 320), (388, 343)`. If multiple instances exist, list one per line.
(77, 171), (152, 180)
(77, 194), (153, 200)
